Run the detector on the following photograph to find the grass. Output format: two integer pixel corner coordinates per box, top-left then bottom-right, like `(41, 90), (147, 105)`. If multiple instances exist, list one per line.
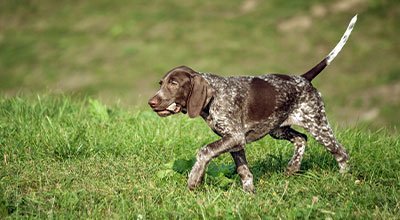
(1, 96), (399, 218)
(0, 0), (399, 218)
(0, 0), (399, 129)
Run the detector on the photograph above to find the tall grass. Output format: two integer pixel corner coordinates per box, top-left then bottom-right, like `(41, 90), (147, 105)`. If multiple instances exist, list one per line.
(0, 96), (399, 218)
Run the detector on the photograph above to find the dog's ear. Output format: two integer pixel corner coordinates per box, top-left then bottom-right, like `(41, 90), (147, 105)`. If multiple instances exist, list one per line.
(187, 75), (209, 118)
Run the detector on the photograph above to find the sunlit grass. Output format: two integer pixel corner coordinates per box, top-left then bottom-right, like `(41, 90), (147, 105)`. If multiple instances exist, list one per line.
(0, 96), (399, 218)
(0, 0), (399, 129)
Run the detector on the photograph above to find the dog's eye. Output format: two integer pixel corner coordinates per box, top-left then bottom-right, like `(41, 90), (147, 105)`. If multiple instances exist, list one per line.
(159, 80), (163, 85)
(170, 80), (178, 86)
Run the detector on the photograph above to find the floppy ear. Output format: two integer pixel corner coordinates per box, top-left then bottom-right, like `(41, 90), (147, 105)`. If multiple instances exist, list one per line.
(187, 76), (208, 118)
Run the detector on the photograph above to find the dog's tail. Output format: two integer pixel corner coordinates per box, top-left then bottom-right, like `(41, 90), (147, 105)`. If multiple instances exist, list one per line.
(301, 15), (358, 82)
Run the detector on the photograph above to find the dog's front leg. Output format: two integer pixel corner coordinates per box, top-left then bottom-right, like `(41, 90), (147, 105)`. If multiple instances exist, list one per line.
(188, 134), (244, 190)
(231, 149), (254, 193)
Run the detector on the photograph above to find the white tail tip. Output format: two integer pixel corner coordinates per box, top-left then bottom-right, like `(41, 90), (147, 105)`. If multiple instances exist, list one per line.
(326, 14), (358, 65)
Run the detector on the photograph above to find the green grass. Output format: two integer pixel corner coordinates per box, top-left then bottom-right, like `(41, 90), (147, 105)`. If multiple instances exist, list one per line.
(1, 96), (399, 218)
(0, 0), (399, 218)
(0, 0), (399, 129)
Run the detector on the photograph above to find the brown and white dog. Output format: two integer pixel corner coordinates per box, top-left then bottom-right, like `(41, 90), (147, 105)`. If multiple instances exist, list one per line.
(148, 15), (357, 192)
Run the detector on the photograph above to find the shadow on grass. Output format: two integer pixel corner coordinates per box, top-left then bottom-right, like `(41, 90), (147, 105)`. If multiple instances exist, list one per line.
(250, 153), (287, 179)
(166, 150), (340, 190)
(164, 158), (237, 190)
(171, 158), (195, 175)
(250, 149), (341, 181)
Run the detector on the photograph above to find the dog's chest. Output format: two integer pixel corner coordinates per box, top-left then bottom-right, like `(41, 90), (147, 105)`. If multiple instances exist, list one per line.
(204, 85), (249, 136)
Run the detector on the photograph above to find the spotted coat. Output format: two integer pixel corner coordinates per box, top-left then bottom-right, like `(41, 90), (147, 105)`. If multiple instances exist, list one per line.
(148, 15), (357, 192)
(183, 73), (349, 192)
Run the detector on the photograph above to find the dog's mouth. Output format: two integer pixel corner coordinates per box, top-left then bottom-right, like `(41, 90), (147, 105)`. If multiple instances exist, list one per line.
(154, 102), (182, 117)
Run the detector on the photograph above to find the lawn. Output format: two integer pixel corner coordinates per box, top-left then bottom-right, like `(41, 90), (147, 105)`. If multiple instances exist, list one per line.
(1, 0), (399, 218)
(0, 0), (399, 129)
(0, 96), (399, 218)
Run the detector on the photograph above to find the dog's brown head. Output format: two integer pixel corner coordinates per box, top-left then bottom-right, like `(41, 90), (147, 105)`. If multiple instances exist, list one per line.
(148, 66), (212, 118)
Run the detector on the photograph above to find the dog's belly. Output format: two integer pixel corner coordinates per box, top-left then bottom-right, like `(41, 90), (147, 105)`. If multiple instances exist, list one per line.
(244, 116), (288, 143)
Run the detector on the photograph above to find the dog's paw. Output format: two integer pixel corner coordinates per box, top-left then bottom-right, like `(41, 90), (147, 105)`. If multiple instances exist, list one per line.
(187, 164), (205, 190)
(242, 179), (255, 194)
(187, 176), (204, 191)
(339, 162), (350, 174)
(188, 181), (200, 191)
(285, 165), (300, 176)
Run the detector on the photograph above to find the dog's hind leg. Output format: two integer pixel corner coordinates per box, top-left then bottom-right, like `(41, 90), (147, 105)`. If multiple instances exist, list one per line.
(290, 96), (350, 173)
(270, 126), (308, 175)
(305, 118), (349, 173)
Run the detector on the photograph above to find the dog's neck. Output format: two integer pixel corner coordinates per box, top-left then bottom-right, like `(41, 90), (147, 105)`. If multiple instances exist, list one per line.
(200, 96), (213, 119)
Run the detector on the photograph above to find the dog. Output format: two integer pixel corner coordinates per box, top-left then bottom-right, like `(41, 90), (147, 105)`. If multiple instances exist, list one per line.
(148, 15), (357, 192)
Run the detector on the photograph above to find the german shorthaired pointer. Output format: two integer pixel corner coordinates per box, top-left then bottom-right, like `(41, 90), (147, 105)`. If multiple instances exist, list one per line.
(148, 15), (357, 192)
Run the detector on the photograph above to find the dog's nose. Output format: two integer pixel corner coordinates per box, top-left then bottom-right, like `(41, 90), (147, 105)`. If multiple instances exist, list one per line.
(148, 98), (158, 108)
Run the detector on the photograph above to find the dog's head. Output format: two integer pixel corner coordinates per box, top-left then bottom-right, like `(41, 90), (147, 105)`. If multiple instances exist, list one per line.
(148, 66), (212, 118)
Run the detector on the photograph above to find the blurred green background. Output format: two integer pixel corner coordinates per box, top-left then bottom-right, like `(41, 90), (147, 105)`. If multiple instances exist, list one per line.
(0, 0), (399, 130)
